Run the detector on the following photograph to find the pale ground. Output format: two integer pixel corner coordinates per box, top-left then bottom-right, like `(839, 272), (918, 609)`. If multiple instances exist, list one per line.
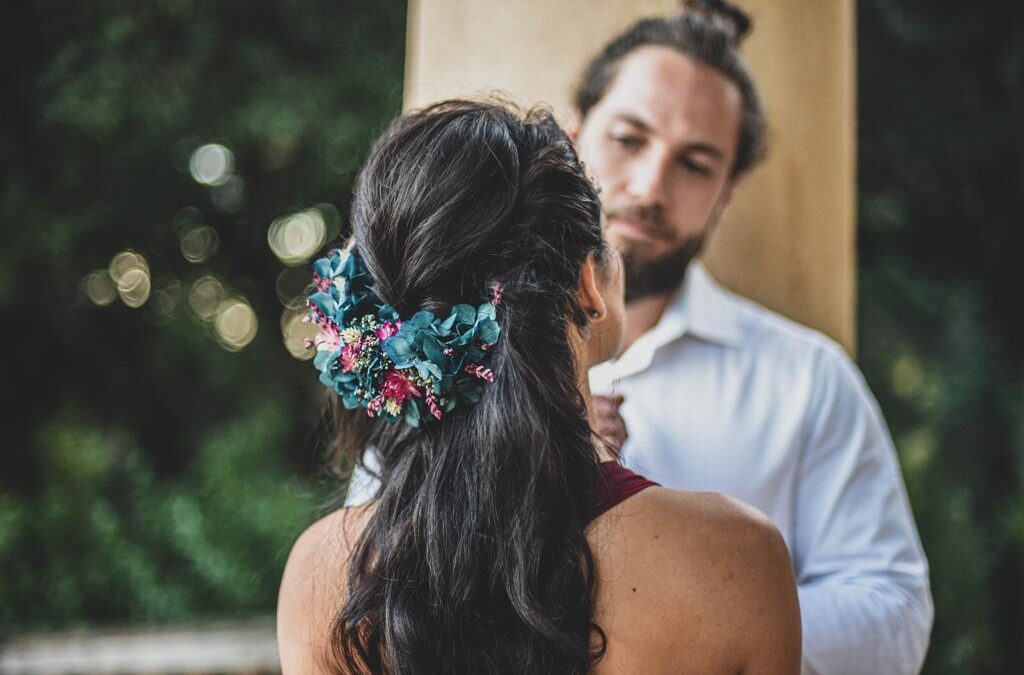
(0, 616), (278, 675)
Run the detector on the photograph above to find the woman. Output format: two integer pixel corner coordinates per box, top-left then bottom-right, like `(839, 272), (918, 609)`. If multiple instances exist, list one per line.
(277, 100), (800, 674)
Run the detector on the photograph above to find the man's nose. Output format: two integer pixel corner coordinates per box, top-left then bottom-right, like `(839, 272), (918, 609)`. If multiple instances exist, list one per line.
(625, 153), (670, 204)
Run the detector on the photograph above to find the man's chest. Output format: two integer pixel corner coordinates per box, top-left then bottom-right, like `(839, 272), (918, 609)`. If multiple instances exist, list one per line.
(609, 343), (814, 536)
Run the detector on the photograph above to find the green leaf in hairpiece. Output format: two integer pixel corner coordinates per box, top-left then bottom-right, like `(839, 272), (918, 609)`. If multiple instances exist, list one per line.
(409, 310), (435, 328)
(384, 336), (415, 368)
(454, 304), (476, 326)
(477, 303), (496, 321)
(438, 311), (458, 336)
(476, 319), (500, 345)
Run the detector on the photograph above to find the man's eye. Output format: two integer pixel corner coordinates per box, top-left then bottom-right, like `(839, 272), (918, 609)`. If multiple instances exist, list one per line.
(611, 134), (642, 150)
(681, 158), (711, 176)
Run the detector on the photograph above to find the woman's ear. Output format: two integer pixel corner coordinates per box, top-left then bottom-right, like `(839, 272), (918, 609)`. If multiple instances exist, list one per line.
(578, 254), (607, 322)
(565, 110), (582, 143)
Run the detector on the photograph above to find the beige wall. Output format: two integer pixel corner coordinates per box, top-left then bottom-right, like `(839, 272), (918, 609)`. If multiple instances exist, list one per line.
(405, 0), (856, 353)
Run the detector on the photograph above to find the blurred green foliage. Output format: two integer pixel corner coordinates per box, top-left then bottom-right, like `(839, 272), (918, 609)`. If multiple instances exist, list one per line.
(0, 0), (1021, 673)
(859, 1), (1024, 673)
(0, 0), (405, 631)
(1, 403), (314, 626)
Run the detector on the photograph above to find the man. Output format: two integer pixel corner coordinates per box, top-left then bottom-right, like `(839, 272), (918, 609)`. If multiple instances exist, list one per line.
(573, 4), (932, 675)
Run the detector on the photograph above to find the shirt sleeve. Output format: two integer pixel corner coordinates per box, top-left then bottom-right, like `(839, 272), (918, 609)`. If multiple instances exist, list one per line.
(794, 342), (933, 675)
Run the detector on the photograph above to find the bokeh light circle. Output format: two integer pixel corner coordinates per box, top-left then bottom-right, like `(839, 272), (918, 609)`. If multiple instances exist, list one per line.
(108, 250), (151, 308)
(188, 275), (225, 321)
(173, 206), (205, 232)
(275, 267), (315, 309)
(267, 208), (327, 266)
(81, 271), (117, 306)
(180, 225), (220, 263)
(214, 298), (258, 351)
(109, 250), (149, 283)
(281, 307), (316, 360)
(189, 143), (234, 186)
(117, 268), (151, 308)
(151, 276), (182, 320)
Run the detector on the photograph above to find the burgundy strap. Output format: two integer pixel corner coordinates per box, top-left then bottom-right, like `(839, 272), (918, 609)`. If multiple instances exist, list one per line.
(590, 461), (659, 523)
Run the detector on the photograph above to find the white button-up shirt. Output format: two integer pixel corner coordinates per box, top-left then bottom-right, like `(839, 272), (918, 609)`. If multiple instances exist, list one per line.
(589, 262), (933, 675)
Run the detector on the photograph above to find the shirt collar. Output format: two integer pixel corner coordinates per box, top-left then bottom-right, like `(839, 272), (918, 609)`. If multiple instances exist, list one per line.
(676, 261), (745, 348)
(590, 261), (745, 388)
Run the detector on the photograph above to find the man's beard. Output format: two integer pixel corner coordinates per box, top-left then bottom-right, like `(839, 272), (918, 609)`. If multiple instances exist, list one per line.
(605, 203), (707, 302)
(620, 236), (705, 303)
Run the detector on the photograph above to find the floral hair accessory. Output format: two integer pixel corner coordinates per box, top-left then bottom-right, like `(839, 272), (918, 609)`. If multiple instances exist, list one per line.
(306, 246), (501, 427)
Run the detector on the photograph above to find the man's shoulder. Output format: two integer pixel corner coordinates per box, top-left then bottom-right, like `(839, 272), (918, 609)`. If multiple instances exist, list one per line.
(711, 279), (851, 369)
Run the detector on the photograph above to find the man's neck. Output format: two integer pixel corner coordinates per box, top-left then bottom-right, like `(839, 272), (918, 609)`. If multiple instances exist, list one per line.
(622, 292), (674, 354)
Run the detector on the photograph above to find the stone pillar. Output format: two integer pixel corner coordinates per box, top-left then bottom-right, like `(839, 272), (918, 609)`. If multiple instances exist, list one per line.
(404, 0), (856, 353)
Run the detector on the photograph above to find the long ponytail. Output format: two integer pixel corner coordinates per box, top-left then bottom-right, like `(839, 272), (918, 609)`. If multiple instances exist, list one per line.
(329, 101), (608, 674)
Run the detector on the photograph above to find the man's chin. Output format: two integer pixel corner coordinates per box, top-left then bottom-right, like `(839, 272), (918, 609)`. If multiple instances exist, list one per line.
(622, 238), (704, 303)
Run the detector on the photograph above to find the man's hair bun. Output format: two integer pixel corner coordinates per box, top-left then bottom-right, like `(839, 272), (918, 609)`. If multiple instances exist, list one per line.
(684, 0), (752, 45)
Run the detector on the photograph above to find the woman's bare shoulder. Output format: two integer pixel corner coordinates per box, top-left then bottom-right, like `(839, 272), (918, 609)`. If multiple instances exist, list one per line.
(590, 488), (800, 674)
(276, 504), (375, 674)
(653, 487), (787, 553)
(593, 486), (789, 568)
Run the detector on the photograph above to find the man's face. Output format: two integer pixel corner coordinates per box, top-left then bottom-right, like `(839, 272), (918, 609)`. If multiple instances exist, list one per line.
(572, 46), (743, 300)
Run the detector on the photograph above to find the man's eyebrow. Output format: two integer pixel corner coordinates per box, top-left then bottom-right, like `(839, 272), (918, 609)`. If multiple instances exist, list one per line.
(685, 142), (725, 160)
(610, 113), (725, 160)
(611, 112), (654, 133)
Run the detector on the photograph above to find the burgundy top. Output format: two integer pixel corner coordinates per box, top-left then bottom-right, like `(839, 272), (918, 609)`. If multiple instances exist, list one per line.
(589, 461), (660, 524)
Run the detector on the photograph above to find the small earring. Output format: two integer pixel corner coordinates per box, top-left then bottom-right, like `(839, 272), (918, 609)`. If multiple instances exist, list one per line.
(590, 309), (601, 320)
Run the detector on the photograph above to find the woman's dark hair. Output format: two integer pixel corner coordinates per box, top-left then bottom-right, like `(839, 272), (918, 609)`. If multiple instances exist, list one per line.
(574, 0), (766, 178)
(327, 100), (609, 673)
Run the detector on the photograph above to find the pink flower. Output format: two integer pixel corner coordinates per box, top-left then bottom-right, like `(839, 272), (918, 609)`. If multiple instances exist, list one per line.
(380, 369), (421, 404)
(465, 364), (496, 383)
(366, 394), (385, 418)
(339, 342), (362, 372)
(306, 300), (328, 325)
(426, 394), (443, 420)
(314, 321), (341, 352)
(375, 321), (398, 341)
(490, 282), (504, 306)
(312, 272), (332, 292)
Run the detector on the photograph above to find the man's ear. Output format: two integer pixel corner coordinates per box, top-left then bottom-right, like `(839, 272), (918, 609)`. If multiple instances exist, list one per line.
(577, 254), (607, 321)
(565, 110), (582, 143)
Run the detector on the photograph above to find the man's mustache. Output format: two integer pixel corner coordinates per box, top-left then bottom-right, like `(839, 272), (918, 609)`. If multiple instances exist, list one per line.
(605, 205), (675, 241)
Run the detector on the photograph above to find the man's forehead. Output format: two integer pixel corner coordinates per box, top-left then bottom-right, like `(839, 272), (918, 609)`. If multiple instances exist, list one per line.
(597, 46), (741, 148)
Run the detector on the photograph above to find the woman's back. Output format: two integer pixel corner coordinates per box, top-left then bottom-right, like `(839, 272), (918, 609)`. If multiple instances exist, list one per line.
(278, 475), (800, 674)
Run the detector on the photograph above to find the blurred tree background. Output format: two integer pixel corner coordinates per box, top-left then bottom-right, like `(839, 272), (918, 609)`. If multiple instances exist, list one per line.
(859, 0), (1024, 673)
(0, 1), (1020, 674)
(0, 0), (406, 631)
